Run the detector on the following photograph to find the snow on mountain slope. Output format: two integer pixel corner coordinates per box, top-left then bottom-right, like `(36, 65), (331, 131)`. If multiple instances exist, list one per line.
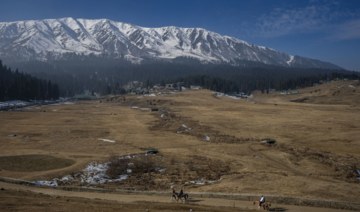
(0, 17), (340, 69)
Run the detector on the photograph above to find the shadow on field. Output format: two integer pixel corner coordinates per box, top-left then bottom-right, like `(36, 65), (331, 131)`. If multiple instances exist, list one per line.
(186, 199), (203, 203)
(269, 207), (287, 211)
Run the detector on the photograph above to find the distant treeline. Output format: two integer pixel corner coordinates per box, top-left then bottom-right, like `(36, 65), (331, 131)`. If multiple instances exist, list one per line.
(0, 60), (59, 101)
(3, 56), (360, 96)
(174, 71), (360, 94)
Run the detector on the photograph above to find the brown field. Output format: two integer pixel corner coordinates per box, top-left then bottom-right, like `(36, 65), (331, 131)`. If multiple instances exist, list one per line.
(0, 80), (359, 211)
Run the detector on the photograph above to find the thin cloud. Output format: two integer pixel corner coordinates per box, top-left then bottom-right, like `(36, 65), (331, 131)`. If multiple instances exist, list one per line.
(331, 19), (360, 40)
(252, 0), (357, 38)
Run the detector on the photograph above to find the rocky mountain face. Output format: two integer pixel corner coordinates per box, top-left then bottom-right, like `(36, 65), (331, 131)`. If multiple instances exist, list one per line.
(0, 17), (340, 69)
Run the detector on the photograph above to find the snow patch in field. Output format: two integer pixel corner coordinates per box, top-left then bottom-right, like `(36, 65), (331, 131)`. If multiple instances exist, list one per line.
(63, 101), (75, 105)
(0, 100), (30, 110)
(34, 180), (58, 187)
(81, 162), (128, 184)
(203, 135), (211, 141)
(144, 93), (156, 97)
(98, 138), (116, 143)
(34, 161), (129, 187)
(214, 92), (251, 100)
(187, 178), (221, 185)
(177, 124), (192, 133)
(33, 153), (151, 187)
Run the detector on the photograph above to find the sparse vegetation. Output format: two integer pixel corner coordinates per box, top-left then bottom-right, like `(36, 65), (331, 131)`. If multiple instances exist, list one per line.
(106, 155), (161, 179)
(106, 156), (130, 178)
(0, 81), (359, 205)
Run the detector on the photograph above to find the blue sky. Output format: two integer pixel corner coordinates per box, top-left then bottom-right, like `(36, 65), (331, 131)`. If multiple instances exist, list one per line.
(1, 0), (360, 70)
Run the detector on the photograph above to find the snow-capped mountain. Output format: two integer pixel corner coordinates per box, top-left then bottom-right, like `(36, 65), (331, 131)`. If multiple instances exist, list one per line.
(0, 17), (340, 69)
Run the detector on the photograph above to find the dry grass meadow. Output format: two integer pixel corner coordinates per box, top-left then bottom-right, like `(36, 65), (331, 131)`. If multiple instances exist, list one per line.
(0, 80), (359, 211)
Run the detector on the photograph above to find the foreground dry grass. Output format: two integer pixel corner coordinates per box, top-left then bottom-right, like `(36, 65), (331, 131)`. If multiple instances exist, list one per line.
(0, 80), (359, 210)
(143, 80), (360, 202)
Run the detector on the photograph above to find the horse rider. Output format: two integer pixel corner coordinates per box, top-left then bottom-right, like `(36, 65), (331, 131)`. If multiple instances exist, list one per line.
(178, 187), (184, 198)
(171, 186), (178, 200)
(259, 195), (265, 206)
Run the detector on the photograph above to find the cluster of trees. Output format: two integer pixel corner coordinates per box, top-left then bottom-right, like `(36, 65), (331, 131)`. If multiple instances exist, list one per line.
(0, 60), (59, 101)
(170, 67), (360, 94)
(3, 56), (359, 97)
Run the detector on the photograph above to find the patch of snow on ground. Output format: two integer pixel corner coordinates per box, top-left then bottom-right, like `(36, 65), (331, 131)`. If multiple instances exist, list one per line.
(82, 161), (130, 185)
(187, 178), (221, 185)
(63, 101), (75, 105)
(98, 138), (116, 143)
(0, 100), (30, 110)
(214, 92), (239, 100)
(60, 175), (74, 183)
(34, 180), (58, 187)
(214, 92), (251, 100)
(82, 162), (114, 184)
(144, 93), (156, 97)
(177, 124), (192, 133)
(33, 153), (151, 187)
(204, 135), (210, 141)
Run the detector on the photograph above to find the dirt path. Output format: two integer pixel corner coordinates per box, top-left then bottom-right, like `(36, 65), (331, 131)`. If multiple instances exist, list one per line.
(0, 181), (354, 212)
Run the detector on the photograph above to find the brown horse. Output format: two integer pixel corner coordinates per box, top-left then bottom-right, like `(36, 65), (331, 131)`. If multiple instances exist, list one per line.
(253, 201), (271, 210)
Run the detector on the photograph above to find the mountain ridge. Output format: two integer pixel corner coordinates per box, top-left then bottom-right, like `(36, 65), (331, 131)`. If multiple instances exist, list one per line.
(0, 17), (341, 69)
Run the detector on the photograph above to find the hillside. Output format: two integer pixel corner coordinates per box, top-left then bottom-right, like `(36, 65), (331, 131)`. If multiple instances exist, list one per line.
(253, 80), (360, 105)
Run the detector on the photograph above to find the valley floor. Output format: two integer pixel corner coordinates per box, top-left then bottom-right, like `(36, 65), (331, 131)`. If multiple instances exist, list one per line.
(0, 80), (359, 211)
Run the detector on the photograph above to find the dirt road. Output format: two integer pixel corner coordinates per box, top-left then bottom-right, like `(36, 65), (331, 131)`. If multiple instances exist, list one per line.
(0, 181), (355, 212)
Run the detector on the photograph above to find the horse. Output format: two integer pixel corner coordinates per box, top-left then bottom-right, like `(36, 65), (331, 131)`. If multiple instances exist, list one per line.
(171, 188), (179, 201)
(171, 188), (189, 202)
(253, 201), (271, 210)
(177, 192), (189, 202)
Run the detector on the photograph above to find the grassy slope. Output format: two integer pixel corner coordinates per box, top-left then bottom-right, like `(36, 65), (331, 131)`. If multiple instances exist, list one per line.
(0, 80), (359, 204)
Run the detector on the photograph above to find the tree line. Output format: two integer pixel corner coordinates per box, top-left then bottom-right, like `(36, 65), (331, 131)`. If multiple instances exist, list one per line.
(3, 56), (359, 96)
(172, 70), (360, 94)
(0, 60), (59, 101)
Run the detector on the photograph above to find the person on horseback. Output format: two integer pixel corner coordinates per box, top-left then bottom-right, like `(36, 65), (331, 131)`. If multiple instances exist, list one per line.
(179, 188), (184, 198)
(259, 195), (265, 206)
(171, 186), (178, 201)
